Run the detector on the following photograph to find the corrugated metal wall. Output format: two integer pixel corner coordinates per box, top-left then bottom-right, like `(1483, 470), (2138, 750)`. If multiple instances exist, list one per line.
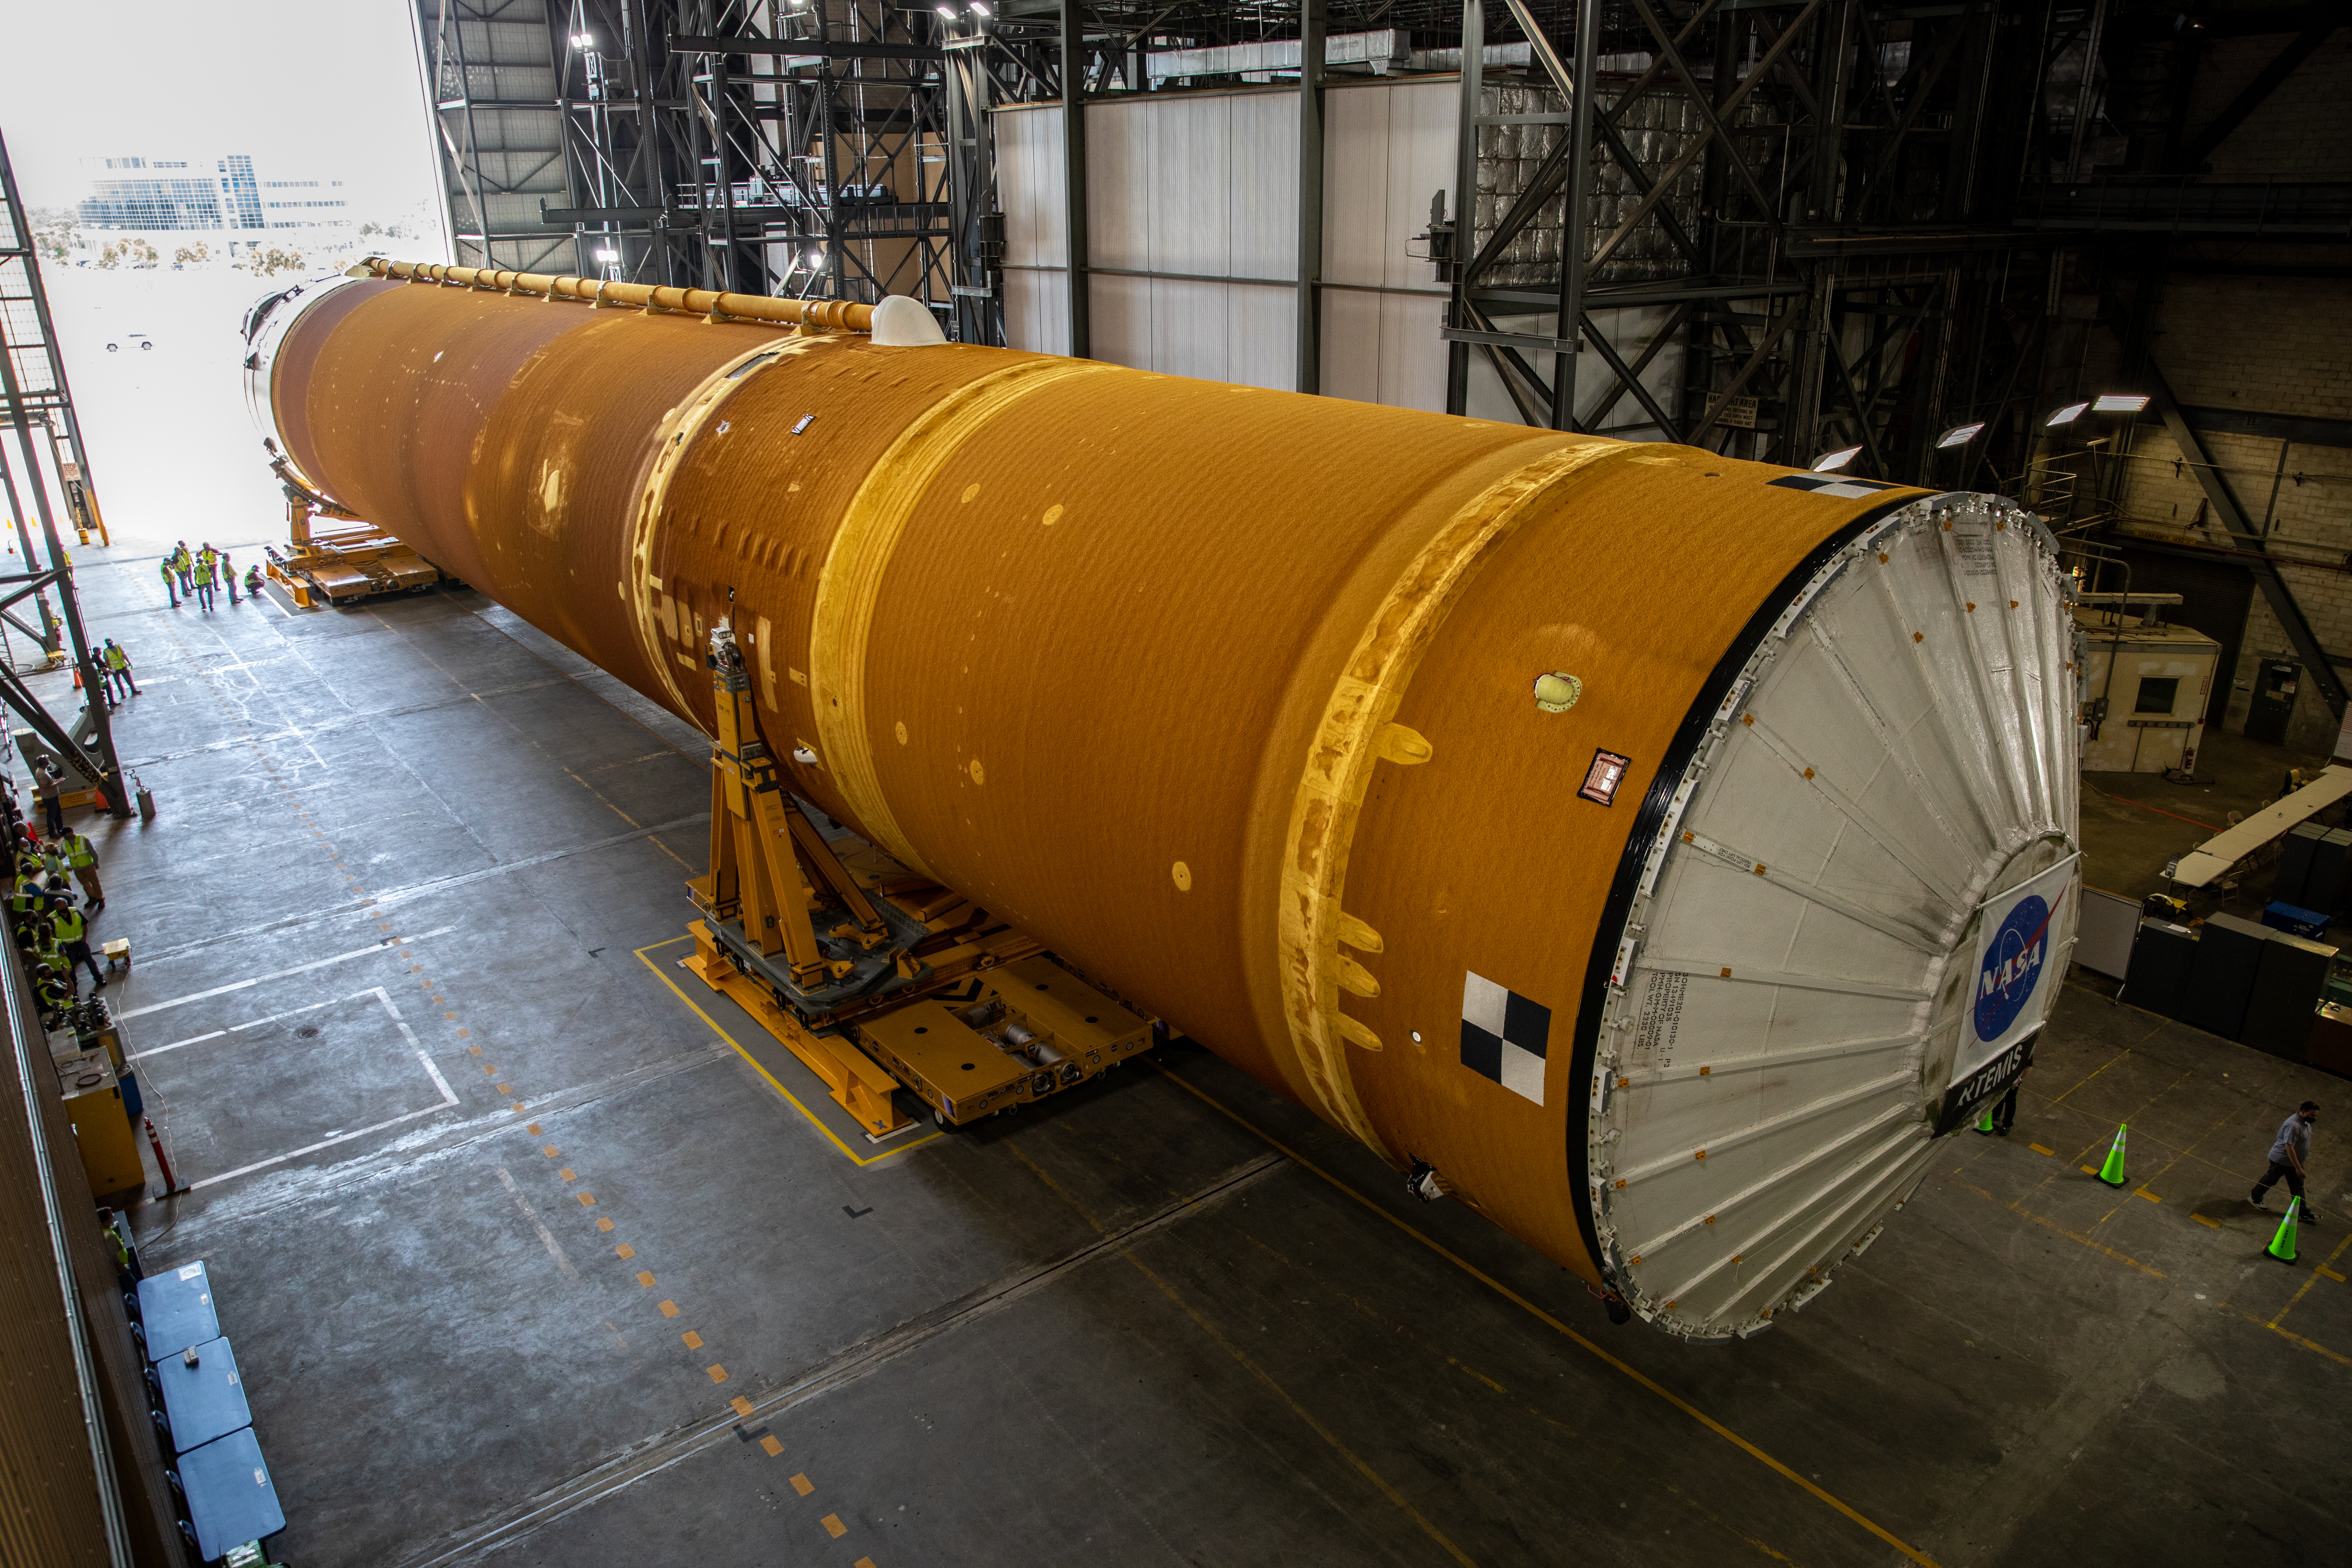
(995, 77), (1686, 433)
(0, 940), (189, 1567)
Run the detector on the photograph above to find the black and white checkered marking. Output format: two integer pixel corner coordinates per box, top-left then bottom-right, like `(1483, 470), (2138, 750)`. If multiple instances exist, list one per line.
(1767, 474), (1903, 500)
(1461, 971), (1550, 1105)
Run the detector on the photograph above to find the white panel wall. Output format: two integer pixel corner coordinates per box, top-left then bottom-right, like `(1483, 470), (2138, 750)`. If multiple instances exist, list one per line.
(994, 80), (1682, 428)
(1319, 78), (1454, 411)
(997, 105), (1065, 267)
(999, 93), (1296, 388)
(997, 106), (1071, 357)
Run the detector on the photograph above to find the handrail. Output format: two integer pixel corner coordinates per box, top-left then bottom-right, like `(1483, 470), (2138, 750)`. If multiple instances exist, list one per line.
(4, 926), (135, 1566)
(355, 258), (877, 332)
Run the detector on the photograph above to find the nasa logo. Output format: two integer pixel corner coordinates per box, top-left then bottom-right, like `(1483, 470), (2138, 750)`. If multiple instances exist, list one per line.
(1975, 891), (2060, 1042)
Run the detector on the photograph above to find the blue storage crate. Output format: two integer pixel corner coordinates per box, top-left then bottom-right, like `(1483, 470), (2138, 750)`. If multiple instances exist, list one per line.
(2263, 901), (2329, 940)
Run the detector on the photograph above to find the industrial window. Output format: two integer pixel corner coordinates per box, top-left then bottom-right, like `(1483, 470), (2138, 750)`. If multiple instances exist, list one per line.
(2134, 677), (2179, 715)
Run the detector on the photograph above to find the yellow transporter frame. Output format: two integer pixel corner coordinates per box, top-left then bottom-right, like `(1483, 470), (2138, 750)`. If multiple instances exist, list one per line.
(262, 467), (443, 607)
(682, 625), (1154, 1137)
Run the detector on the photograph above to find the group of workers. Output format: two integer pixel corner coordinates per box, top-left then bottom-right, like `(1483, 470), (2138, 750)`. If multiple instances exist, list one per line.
(2, 768), (106, 1025)
(161, 541), (261, 611)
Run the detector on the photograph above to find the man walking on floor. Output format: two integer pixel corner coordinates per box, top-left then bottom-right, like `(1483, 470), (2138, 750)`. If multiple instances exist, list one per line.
(2254, 1101), (2324, 1225)
(221, 547), (240, 604)
(172, 541), (193, 596)
(159, 553), (180, 607)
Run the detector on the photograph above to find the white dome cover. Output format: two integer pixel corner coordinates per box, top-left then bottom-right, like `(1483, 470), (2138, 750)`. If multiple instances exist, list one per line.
(1589, 491), (2080, 1341)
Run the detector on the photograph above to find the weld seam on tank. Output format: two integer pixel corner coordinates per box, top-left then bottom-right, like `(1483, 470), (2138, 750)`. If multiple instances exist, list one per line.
(807, 357), (1113, 879)
(1277, 436), (1633, 1162)
(626, 339), (816, 721)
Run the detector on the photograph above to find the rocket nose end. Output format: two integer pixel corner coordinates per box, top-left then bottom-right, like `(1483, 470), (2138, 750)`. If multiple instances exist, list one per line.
(870, 295), (947, 348)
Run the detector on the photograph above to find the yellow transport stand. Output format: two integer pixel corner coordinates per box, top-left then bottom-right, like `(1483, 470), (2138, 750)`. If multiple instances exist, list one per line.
(680, 624), (1154, 1136)
(264, 463), (443, 607)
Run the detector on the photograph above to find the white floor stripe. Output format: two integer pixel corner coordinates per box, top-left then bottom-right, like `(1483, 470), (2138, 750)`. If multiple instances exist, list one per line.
(117, 926), (456, 1020)
(171, 987), (463, 1191)
(130, 996), (340, 1062)
(495, 1166), (579, 1281)
(187, 1105), (456, 1191)
(133, 1028), (226, 1062)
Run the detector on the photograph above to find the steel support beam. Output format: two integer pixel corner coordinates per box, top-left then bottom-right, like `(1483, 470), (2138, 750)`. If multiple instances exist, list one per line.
(0, 132), (123, 809)
(2119, 316), (2350, 717)
(2138, 404), (2352, 450)
(1549, 0), (1601, 430)
(2176, 14), (2345, 171)
(1061, 0), (1090, 358)
(670, 34), (944, 61)
(1445, 0), (1483, 416)
(1295, 0), (1325, 394)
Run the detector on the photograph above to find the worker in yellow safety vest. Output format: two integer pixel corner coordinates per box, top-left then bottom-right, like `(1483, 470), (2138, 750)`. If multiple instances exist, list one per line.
(57, 829), (100, 912)
(191, 545), (218, 612)
(101, 640), (136, 702)
(32, 963), (68, 1023)
(28, 910), (62, 970)
(49, 898), (100, 993)
(170, 542), (193, 594)
(159, 554), (180, 608)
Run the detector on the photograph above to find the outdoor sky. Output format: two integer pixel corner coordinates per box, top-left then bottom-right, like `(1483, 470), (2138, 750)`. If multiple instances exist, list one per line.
(3, 0), (442, 218)
(0, 2), (451, 550)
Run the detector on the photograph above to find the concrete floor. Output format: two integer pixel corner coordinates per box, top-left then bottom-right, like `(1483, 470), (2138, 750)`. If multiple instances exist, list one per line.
(62, 559), (2351, 1568)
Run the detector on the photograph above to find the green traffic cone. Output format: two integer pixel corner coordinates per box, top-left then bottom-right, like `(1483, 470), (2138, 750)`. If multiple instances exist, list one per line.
(2095, 1123), (2129, 1187)
(1975, 1108), (1997, 1135)
(2268, 1197), (2302, 1265)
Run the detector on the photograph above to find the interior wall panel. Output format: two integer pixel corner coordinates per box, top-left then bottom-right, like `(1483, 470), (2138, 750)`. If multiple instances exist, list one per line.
(997, 81), (1458, 404)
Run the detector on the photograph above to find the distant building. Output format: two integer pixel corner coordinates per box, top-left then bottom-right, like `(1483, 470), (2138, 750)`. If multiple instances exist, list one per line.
(76, 154), (353, 260)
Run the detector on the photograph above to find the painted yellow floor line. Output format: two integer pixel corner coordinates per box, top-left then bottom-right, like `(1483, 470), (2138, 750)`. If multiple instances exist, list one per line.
(1152, 1063), (1944, 1568)
(1005, 1135), (1479, 1568)
(2233, 1305), (2352, 1367)
(2270, 1227), (2352, 1330)
(635, 937), (938, 1168)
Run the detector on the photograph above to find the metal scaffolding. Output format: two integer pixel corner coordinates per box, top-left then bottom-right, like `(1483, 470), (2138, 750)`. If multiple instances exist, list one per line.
(0, 133), (131, 816)
(414, 0), (974, 328)
(408, 0), (2352, 709)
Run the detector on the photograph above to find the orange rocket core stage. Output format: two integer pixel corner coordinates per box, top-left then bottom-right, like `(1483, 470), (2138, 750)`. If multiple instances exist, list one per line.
(264, 271), (1927, 1292)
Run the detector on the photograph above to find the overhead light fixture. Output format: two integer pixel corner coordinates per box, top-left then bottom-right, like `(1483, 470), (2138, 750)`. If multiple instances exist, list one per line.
(1810, 445), (1863, 473)
(2045, 400), (2090, 427)
(594, 247), (618, 262)
(1936, 421), (1987, 449)
(936, 4), (957, 14)
(571, 31), (594, 47)
(805, 250), (823, 267)
(2093, 393), (2149, 413)
(970, 0), (992, 13)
